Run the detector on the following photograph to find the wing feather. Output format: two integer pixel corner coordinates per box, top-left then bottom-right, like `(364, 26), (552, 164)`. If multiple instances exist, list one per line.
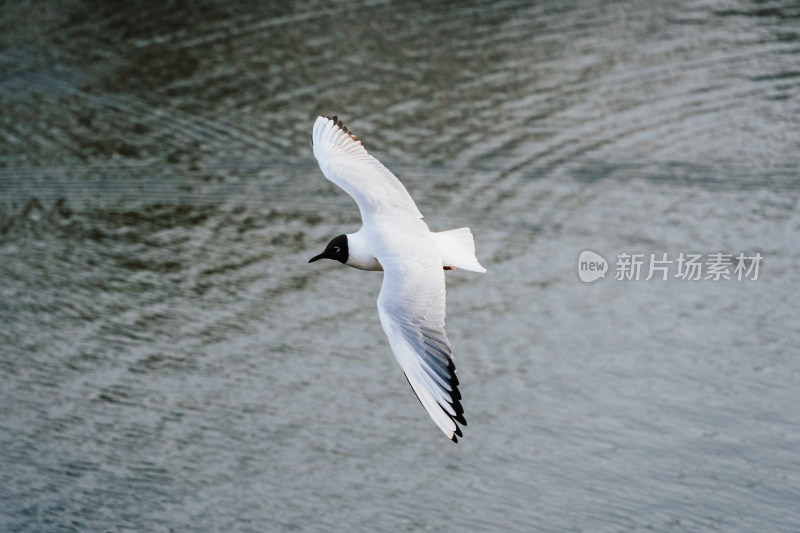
(312, 115), (423, 221)
(377, 257), (466, 441)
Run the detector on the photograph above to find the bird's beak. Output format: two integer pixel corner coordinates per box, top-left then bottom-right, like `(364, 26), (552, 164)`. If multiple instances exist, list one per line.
(308, 252), (325, 263)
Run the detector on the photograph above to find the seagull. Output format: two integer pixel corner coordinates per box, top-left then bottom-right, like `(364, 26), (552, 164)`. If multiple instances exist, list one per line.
(308, 115), (486, 442)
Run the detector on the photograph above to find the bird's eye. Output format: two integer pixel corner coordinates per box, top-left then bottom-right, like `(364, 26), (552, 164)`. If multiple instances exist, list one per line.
(333, 246), (340, 252)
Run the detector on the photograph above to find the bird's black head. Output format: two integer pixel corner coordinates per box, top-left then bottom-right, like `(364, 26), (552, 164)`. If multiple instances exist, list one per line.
(309, 234), (349, 265)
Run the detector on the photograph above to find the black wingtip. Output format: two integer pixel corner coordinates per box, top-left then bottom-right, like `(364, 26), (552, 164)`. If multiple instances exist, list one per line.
(450, 380), (467, 427)
(454, 409), (467, 426)
(403, 372), (467, 443)
(321, 114), (359, 142)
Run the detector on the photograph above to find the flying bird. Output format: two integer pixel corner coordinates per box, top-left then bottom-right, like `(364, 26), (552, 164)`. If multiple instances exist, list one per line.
(308, 115), (486, 442)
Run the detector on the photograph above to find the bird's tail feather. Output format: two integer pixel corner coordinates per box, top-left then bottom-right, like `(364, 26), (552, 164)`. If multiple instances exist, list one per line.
(431, 227), (486, 273)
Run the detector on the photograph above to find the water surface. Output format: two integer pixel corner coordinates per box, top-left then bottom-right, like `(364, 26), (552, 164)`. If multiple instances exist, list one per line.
(1, 1), (799, 531)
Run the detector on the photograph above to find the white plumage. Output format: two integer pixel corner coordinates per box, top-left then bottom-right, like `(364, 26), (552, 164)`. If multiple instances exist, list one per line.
(309, 115), (485, 442)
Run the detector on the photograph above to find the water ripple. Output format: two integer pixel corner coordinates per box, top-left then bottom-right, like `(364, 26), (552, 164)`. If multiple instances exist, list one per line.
(2, 1), (799, 532)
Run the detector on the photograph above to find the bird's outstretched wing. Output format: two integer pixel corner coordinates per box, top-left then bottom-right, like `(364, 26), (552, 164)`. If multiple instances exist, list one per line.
(312, 115), (423, 221)
(376, 255), (466, 441)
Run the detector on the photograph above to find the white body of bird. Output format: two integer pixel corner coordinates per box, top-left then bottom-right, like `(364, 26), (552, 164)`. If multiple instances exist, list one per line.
(308, 115), (485, 442)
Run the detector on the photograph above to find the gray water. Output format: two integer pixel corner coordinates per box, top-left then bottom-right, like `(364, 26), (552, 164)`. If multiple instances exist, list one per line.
(2, 1), (799, 531)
